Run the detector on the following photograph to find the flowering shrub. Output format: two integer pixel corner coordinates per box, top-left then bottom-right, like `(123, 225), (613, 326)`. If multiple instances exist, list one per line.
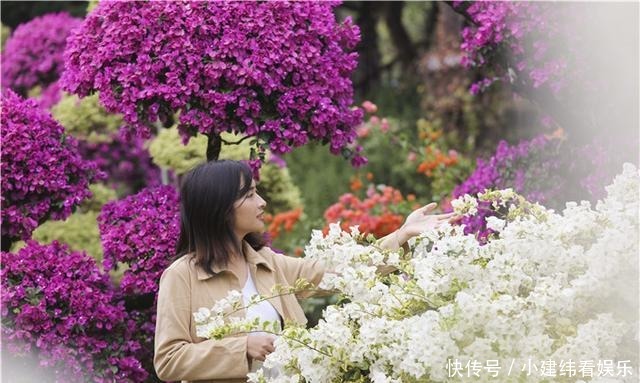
(62, 1), (365, 166)
(0, 241), (147, 382)
(27, 81), (63, 110)
(1, 90), (102, 242)
(452, 133), (631, 242)
(51, 93), (123, 143)
(196, 164), (639, 383)
(324, 184), (418, 238)
(411, 118), (473, 201)
(98, 185), (180, 296)
(13, 184), (119, 262)
(452, 134), (562, 241)
(78, 132), (161, 196)
(456, 2), (575, 96)
(263, 208), (303, 240)
(1, 13), (82, 94)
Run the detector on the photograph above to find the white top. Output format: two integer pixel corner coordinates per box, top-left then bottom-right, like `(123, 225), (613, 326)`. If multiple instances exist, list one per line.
(242, 266), (282, 327)
(242, 266), (282, 377)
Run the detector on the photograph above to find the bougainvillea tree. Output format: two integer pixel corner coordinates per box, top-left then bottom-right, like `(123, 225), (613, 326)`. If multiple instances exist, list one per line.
(98, 185), (180, 298)
(77, 132), (161, 196)
(452, 1), (575, 97)
(1, 90), (102, 250)
(97, 185), (181, 379)
(1, 13), (81, 96)
(49, 93), (160, 195)
(0, 241), (147, 382)
(62, 1), (365, 166)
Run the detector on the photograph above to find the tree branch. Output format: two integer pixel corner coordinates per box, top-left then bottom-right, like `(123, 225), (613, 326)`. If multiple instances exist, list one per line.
(220, 135), (253, 146)
(443, 1), (478, 26)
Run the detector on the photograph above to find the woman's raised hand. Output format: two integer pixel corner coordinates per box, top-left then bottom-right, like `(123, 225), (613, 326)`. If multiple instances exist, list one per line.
(379, 202), (457, 250)
(399, 202), (456, 240)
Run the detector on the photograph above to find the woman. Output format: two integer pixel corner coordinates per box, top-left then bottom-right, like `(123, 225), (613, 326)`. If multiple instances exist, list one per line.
(154, 160), (454, 382)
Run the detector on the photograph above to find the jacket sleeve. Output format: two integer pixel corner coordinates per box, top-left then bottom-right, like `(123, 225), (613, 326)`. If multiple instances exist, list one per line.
(154, 263), (250, 381)
(272, 252), (327, 298)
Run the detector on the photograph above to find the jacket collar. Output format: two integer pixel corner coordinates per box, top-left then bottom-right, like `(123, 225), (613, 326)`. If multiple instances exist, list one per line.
(195, 241), (275, 281)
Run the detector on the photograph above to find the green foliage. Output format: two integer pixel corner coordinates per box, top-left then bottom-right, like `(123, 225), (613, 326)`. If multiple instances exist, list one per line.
(283, 142), (353, 223)
(29, 210), (103, 261)
(149, 127), (302, 214)
(81, 183), (118, 213)
(148, 125), (207, 175)
(87, 0), (99, 13)
(10, 183), (117, 263)
(255, 163), (301, 214)
(1, 24), (10, 51)
(51, 93), (122, 143)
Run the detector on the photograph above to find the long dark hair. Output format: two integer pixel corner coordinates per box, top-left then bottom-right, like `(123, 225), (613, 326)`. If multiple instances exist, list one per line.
(175, 160), (266, 275)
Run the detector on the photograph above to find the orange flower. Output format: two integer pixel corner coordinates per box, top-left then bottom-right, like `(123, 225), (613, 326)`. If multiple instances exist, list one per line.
(366, 172), (374, 181)
(267, 208), (302, 239)
(350, 176), (363, 192)
(428, 130), (442, 141)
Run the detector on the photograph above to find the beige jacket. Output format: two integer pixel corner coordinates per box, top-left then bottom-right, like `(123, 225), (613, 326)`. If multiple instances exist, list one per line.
(153, 242), (326, 383)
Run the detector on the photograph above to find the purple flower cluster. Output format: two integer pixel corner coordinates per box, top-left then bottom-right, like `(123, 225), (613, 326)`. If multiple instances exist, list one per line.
(33, 81), (63, 110)
(61, 1), (366, 166)
(1, 90), (103, 241)
(458, 2), (574, 96)
(0, 241), (147, 382)
(78, 131), (162, 196)
(453, 135), (564, 241)
(1, 13), (82, 94)
(98, 185), (180, 296)
(452, 133), (635, 242)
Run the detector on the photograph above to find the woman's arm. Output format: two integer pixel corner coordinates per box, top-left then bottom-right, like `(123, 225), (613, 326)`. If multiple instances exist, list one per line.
(378, 202), (455, 251)
(154, 265), (250, 381)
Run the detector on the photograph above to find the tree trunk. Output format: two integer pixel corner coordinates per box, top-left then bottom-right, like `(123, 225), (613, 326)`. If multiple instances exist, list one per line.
(355, 2), (382, 96)
(1, 235), (14, 252)
(384, 1), (416, 68)
(206, 133), (222, 162)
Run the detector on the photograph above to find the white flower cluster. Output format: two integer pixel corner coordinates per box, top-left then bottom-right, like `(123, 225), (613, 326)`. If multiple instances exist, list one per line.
(193, 290), (244, 339)
(202, 164), (639, 383)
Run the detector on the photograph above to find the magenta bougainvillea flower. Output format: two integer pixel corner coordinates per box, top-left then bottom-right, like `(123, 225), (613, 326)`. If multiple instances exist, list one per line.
(457, 1), (575, 96)
(62, 1), (366, 166)
(0, 241), (148, 382)
(98, 185), (180, 296)
(1, 12), (82, 94)
(1, 90), (103, 241)
(78, 131), (162, 195)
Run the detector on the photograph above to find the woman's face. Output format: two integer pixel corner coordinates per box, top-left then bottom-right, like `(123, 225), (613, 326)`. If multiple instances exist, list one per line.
(233, 179), (266, 238)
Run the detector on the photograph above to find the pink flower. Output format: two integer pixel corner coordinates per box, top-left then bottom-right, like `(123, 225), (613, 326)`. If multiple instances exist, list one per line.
(356, 126), (370, 138)
(380, 118), (390, 133)
(361, 100), (378, 114)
